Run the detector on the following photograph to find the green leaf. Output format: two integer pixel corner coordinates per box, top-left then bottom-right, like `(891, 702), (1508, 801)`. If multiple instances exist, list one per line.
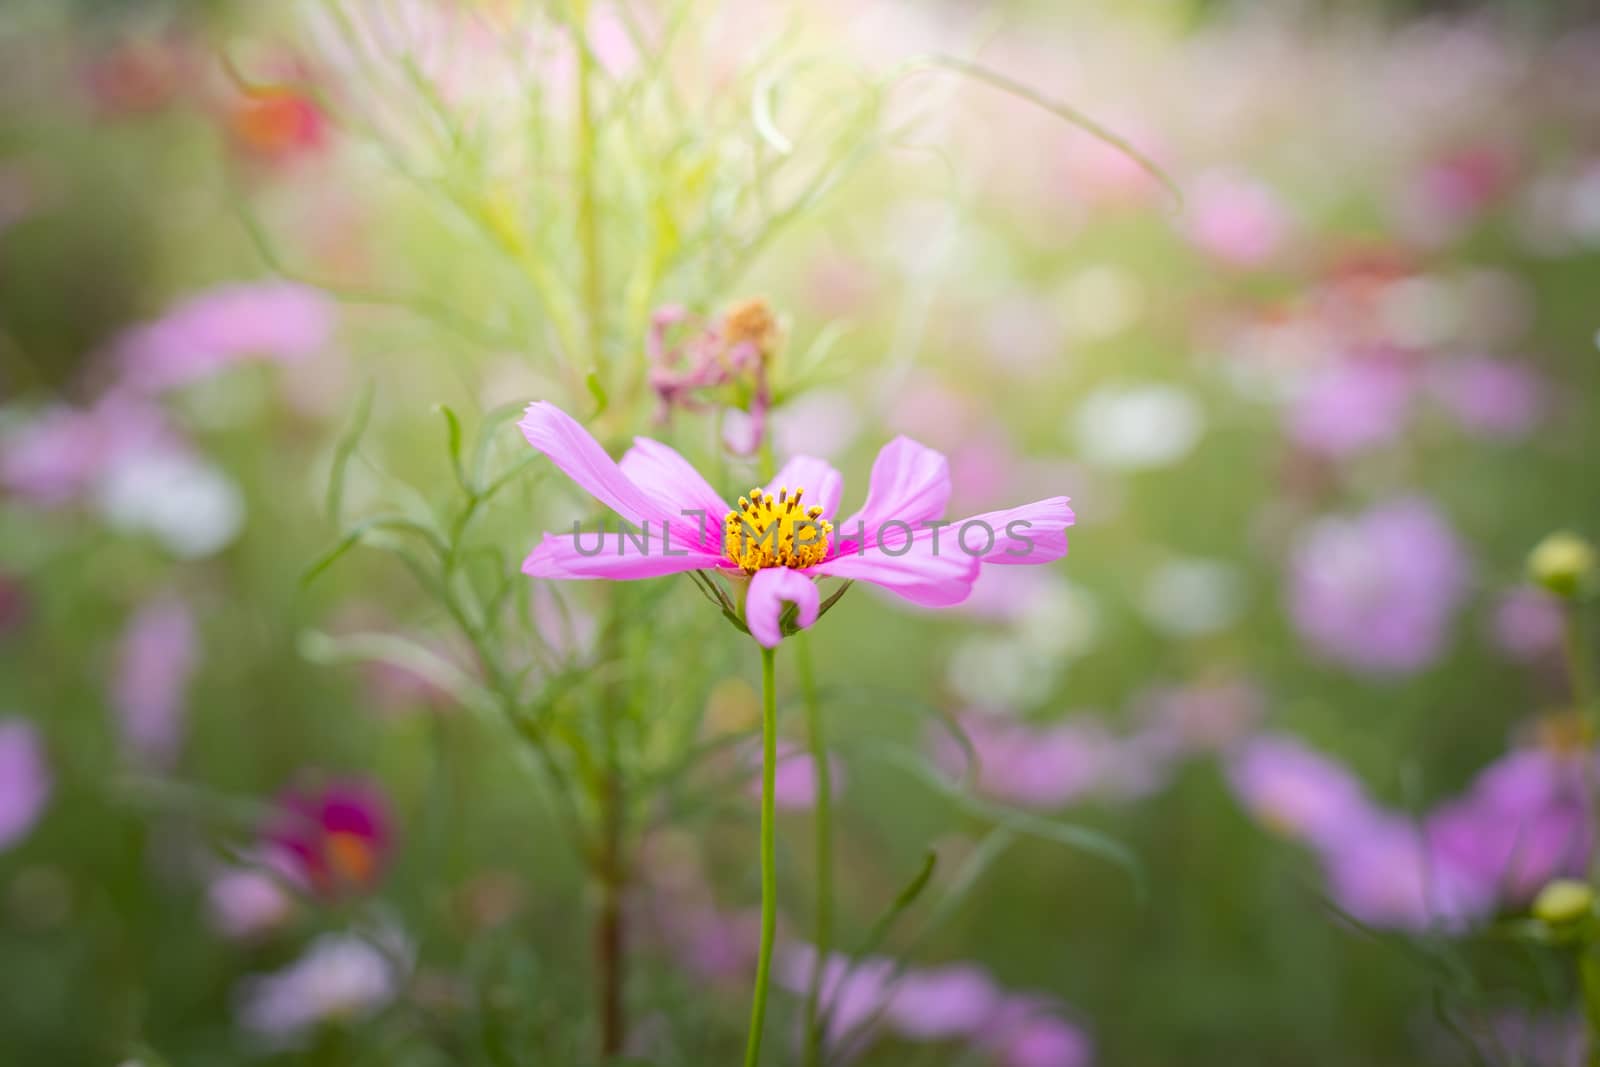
(434, 403), (469, 492)
(301, 514), (448, 586)
(586, 370), (609, 417)
(852, 849), (937, 959)
(325, 379), (375, 523)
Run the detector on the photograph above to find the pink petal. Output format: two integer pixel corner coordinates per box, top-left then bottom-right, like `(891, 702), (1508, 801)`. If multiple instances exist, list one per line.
(838, 437), (951, 535)
(813, 532), (979, 607)
(745, 568), (820, 648)
(522, 533), (721, 580)
(619, 437), (729, 552)
(519, 402), (669, 527)
(949, 497), (1075, 565)
(764, 455), (843, 519)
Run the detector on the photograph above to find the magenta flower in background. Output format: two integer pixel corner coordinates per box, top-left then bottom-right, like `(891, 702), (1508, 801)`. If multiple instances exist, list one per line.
(1428, 356), (1546, 439)
(885, 963), (1002, 1040)
(983, 998), (1095, 1067)
(1320, 814), (1489, 930)
(1287, 497), (1471, 674)
(935, 715), (1112, 810)
(208, 856), (299, 941)
(1489, 586), (1565, 663)
(235, 932), (401, 1043)
(517, 402), (1074, 648)
(1225, 733), (1377, 849)
(1286, 359), (1414, 457)
(778, 946), (896, 1049)
(110, 594), (198, 769)
(1183, 170), (1293, 267)
(0, 393), (176, 506)
(747, 739), (845, 812)
(111, 281), (335, 394)
(265, 780), (393, 899)
(0, 718), (51, 851)
(1426, 747), (1591, 904)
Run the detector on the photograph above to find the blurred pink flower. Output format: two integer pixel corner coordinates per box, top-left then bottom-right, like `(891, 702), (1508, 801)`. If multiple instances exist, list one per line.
(266, 780), (393, 900)
(208, 859), (298, 941)
(747, 740), (845, 812)
(1428, 356), (1546, 439)
(1393, 146), (1514, 248)
(936, 714), (1165, 810)
(0, 394), (176, 506)
(1183, 171), (1292, 267)
(1489, 586), (1565, 663)
(984, 999), (1095, 1067)
(1427, 747), (1591, 904)
(885, 963), (1001, 1040)
(111, 282), (335, 394)
(235, 933), (400, 1041)
(1320, 814), (1490, 930)
(1287, 360), (1414, 457)
(1134, 678), (1265, 756)
(111, 594), (198, 769)
(0, 718), (51, 851)
(1287, 497), (1471, 674)
(1226, 733), (1377, 849)
(778, 946), (895, 1049)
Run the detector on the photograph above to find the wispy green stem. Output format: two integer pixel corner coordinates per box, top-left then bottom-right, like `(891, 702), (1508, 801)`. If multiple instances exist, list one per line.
(744, 646), (780, 1067)
(797, 634), (832, 1067)
(573, 0), (606, 380)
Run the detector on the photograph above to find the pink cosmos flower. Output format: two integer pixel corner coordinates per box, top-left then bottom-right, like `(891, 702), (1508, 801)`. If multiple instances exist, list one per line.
(111, 281), (335, 395)
(517, 402), (1074, 648)
(746, 739), (845, 812)
(110, 594), (198, 769)
(1183, 171), (1293, 268)
(885, 963), (1001, 1040)
(1489, 586), (1565, 663)
(1225, 733), (1378, 850)
(0, 719), (51, 851)
(1287, 497), (1471, 675)
(265, 780), (393, 900)
(1286, 359), (1414, 457)
(0, 393), (176, 506)
(1428, 356), (1546, 439)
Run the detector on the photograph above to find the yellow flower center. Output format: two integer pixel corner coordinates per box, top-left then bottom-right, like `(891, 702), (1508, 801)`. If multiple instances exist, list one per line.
(723, 486), (832, 574)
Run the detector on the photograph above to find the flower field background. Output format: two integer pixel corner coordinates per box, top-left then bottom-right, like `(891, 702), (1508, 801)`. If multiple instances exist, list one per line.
(2, 1), (1599, 1065)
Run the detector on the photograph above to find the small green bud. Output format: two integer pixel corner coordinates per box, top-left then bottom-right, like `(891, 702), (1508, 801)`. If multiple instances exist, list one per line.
(1532, 878), (1595, 924)
(1527, 532), (1597, 599)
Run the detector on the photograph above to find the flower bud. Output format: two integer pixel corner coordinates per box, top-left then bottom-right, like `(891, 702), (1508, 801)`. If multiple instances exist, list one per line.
(1527, 532), (1597, 599)
(1532, 878), (1595, 925)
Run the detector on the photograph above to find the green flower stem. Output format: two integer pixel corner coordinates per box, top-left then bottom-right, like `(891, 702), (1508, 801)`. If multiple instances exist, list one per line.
(1565, 600), (1600, 886)
(1566, 600), (1597, 726)
(572, 0), (605, 380)
(744, 646), (780, 1067)
(797, 633), (832, 1067)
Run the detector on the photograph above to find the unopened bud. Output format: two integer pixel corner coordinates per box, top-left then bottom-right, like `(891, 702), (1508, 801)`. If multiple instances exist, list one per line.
(1527, 532), (1596, 599)
(1532, 878), (1595, 924)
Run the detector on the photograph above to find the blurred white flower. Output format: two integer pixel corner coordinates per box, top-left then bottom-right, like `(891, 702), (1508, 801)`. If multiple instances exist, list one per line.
(236, 933), (400, 1042)
(1139, 558), (1244, 637)
(947, 637), (1059, 709)
(1014, 576), (1100, 658)
(1071, 384), (1205, 470)
(96, 451), (244, 559)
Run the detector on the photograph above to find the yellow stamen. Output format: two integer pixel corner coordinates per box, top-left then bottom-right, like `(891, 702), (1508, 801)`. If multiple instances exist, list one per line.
(724, 485), (832, 574)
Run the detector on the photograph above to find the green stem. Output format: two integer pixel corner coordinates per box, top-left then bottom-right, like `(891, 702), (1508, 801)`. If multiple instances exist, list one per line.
(573, 0), (605, 378)
(743, 646), (779, 1067)
(1566, 600), (1598, 724)
(1565, 601), (1600, 886)
(797, 634), (832, 1067)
